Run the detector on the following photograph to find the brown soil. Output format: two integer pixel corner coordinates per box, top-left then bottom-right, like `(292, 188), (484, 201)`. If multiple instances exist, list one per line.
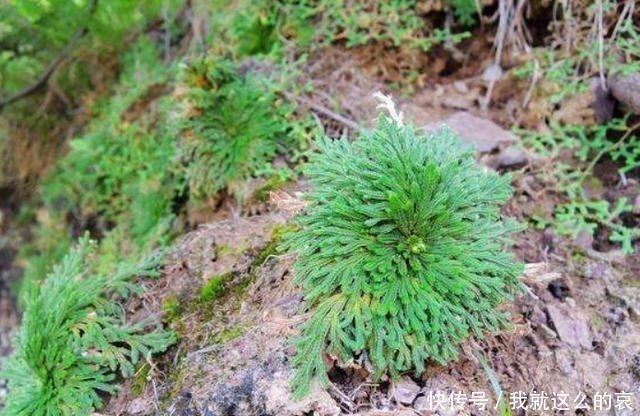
(103, 191), (640, 415)
(96, 33), (640, 414)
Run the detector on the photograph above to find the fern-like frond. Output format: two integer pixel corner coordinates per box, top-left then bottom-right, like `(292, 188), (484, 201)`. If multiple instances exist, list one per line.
(179, 59), (302, 201)
(284, 115), (523, 397)
(1, 236), (175, 416)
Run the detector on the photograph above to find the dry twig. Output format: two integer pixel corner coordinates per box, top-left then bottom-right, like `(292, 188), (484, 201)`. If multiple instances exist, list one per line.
(0, 0), (99, 111)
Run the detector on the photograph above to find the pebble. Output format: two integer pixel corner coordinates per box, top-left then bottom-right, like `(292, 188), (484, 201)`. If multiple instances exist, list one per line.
(424, 112), (516, 153)
(497, 145), (527, 168)
(572, 230), (594, 250)
(608, 72), (640, 115)
(393, 376), (421, 405)
(547, 303), (592, 349)
(453, 80), (469, 94)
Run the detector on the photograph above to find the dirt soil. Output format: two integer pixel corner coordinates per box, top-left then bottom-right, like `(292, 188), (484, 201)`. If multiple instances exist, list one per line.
(103, 201), (640, 416)
(95, 43), (640, 414)
(102, 141), (640, 416)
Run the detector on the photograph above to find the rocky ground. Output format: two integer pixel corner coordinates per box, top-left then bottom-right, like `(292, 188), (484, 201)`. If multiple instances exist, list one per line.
(100, 204), (640, 415)
(2, 47), (640, 416)
(96, 94), (640, 415)
(0, 281), (17, 406)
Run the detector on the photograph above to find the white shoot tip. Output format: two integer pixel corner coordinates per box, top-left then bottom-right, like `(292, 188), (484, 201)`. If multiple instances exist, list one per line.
(373, 91), (404, 127)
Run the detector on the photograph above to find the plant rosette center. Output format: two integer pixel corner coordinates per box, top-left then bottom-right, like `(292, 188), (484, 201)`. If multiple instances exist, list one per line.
(400, 234), (428, 255)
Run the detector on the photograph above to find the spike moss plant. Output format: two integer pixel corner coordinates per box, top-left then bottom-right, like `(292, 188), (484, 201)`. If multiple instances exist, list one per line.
(1, 236), (175, 415)
(284, 115), (523, 397)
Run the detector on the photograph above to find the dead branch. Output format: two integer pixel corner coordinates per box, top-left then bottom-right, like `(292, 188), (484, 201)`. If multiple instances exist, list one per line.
(0, 0), (99, 112)
(284, 92), (362, 133)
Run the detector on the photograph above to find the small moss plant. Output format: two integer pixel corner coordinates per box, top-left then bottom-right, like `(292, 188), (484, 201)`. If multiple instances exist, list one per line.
(200, 275), (226, 301)
(285, 95), (523, 397)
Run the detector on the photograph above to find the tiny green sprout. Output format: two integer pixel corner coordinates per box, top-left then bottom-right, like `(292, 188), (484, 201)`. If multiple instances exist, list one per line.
(200, 275), (226, 302)
(406, 235), (427, 254)
(163, 295), (182, 321)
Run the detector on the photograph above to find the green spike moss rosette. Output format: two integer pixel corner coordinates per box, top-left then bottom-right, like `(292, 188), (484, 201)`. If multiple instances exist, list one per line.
(1, 236), (175, 415)
(284, 113), (524, 398)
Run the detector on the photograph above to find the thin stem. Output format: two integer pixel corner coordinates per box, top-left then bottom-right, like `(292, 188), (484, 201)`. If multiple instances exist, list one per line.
(579, 120), (640, 184)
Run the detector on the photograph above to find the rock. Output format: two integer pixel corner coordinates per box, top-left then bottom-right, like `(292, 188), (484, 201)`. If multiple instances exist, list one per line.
(582, 261), (613, 280)
(393, 376), (420, 405)
(609, 72), (640, 115)
(126, 398), (151, 415)
(564, 297), (576, 308)
(542, 228), (555, 252)
(607, 282), (640, 317)
(631, 354), (640, 382)
(548, 278), (570, 300)
(521, 263), (562, 287)
(413, 395), (459, 415)
(482, 63), (503, 84)
(604, 306), (628, 326)
(553, 89), (597, 125)
(401, 103), (447, 127)
(590, 77), (615, 123)
(581, 176), (605, 200)
(441, 94), (473, 110)
(0, 378), (6, 409)
(424, 112), (516, 153)
(553, 76), (615, 125)
(529, 304), (549, 327)
(263, 377), (340, 416)
(572, 230), (594, 251)
(414, 395), (430, 412)
(546, 304), (592, 349)
(497, 145), (527, 167)
(453, 80), (468, 94)
(574, 352), (610, 391)
(360, 411), (417, 416)
(554, 348), (576, 377)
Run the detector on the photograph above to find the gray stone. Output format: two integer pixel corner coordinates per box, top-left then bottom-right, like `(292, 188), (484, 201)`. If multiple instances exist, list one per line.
(572, 230), (594, 251)
(609, 72), (640, 115)
(127, 398), (151, 414)
(414, 395), (430, 412)
(583, 261), (612, 280)
(575, 352), (610, 391)
(264, 377), (340, 416)
(453, 80), (469, 94)
(424, 112), (516, 153)
(413, 395), (459, 415)
(482, 63), (504, 83)
(547, 303), (592, 349)
(393, 376), (421, 405)
(497, 145), (527, 167)
(590, 77), (615, 123)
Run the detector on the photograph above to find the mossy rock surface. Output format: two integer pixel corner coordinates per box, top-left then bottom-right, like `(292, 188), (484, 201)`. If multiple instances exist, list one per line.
(104, 211), (640, 416)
